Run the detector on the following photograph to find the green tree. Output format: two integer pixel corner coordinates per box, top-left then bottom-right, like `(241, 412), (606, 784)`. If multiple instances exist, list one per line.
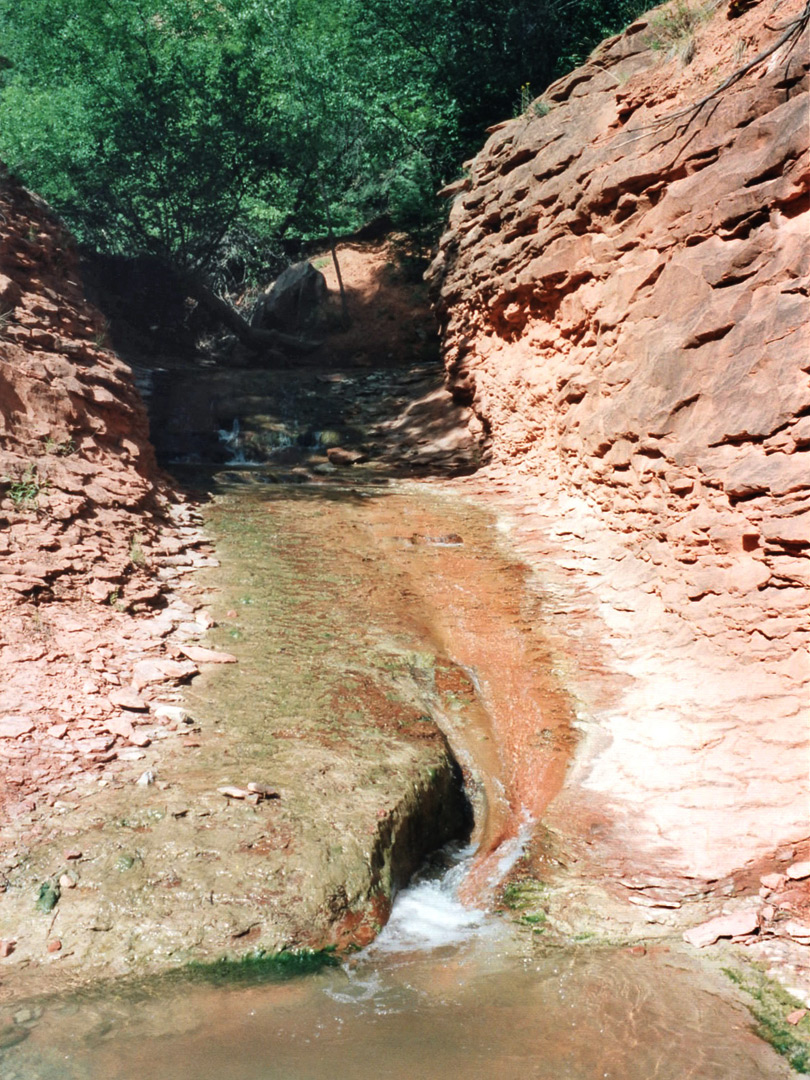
(0, 0), (648, 284)
(0, 0), (283, 268)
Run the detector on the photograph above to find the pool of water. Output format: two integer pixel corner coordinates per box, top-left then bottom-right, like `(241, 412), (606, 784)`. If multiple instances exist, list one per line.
(3, 861), (786, 1080)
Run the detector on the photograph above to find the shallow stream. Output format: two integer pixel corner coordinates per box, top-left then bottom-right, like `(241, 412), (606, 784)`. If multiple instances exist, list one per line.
(3, 478), (791, 1079)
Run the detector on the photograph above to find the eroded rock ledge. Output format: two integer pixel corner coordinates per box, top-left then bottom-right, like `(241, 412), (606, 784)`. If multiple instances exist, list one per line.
(430, 1), (809, 880)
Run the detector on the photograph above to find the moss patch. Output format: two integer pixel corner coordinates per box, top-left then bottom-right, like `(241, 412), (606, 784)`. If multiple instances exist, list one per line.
(499, 877), (549, 934)
(187, 947), (340, 985)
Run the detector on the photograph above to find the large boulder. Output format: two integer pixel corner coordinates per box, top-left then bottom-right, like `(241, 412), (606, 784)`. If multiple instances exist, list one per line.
(251, 261), (327, 334)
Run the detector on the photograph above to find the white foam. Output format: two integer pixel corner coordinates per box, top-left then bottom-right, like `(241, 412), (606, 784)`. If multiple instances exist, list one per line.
(367, 845), (491, 954)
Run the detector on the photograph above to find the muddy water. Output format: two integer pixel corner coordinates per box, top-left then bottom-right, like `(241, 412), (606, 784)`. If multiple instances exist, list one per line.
(3, 929), (786, 1080)
(3, 480), (791, 1079)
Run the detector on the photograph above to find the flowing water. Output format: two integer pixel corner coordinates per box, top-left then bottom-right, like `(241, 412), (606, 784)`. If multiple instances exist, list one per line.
(2, 478), (790, 1080)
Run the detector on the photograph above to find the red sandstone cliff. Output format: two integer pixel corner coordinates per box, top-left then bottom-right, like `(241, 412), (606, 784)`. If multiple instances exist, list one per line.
(0, 169), (166, 603)
(430, 1), (809, 879)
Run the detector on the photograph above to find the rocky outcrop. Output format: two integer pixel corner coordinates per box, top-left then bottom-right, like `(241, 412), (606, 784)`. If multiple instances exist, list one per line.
(430, 1), (809, 879)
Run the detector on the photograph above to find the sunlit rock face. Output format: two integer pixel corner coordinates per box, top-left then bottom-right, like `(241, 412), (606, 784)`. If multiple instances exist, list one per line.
(429, 2), (809, 879)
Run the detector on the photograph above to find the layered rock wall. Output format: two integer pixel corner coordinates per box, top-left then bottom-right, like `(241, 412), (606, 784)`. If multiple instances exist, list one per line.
(0, 168), (165, 603)
(430, 1), (809, 878)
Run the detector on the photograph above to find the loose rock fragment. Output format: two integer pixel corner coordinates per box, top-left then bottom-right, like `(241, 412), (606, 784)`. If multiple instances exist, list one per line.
(786, 861), (810, 881)
(683, 909), (759, 948)
(104, 716), (134, 740)
(180, 645), (238, 664)
(153, 703), (188, 724)
(136, 770), (156, 786)
(778, 921), (810, 945)
(760, 872), (787, 891)
(0, 716), (35, 739)
(109, 688), (149, 712)
(218, 785), (252, 800)
(0, 939), (16, 958)
(247, 782), (281, 799)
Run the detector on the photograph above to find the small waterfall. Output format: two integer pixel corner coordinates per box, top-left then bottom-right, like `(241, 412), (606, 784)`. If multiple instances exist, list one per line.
(364, 819), (533, 956)
(218, 418), (247, 464)
(370, 844), (491, 953)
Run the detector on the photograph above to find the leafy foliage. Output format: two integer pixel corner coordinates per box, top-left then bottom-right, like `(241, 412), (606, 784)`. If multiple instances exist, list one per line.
(0, 0), (648, 277)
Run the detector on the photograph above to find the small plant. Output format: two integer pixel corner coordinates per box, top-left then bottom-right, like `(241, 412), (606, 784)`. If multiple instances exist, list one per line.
(0, 304), (15, 336)
(108, 587), (126, 611)
(3, 463), (49, 511)
(129, 531), (146, 566)
(44, 435), (77, 456)
(648, 0), (711, 59)
(93, 317), (111, 347)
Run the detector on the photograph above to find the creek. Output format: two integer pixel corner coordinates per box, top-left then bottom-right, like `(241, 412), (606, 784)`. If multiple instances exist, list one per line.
(3, 477), (790, 1080)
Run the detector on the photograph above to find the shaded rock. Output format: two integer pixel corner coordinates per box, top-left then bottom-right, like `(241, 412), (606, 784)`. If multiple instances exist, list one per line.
(251, 261), (327, 334)
(327, 447), (367, 466)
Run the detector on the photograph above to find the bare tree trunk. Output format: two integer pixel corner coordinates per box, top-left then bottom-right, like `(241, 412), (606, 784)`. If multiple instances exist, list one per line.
(180, 272), (322, 354)
(320, 179), (350, 330)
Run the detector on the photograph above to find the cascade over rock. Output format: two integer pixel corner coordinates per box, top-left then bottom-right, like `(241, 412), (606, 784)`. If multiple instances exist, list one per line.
(429, 0), (809, 879)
